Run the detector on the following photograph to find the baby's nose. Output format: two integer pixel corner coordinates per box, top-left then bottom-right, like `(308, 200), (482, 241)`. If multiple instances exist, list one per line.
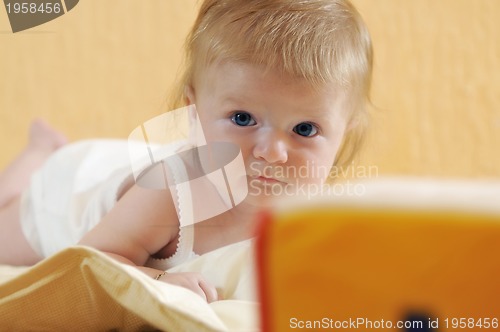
(252, 131), (288, 164)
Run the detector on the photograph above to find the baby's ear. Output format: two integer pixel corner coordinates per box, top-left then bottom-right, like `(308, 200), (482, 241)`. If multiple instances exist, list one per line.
(345, 112), (365, 132)
(345, 116), (359, 132)
(186, 104), (207, 146)
(184, 85), (196, 105)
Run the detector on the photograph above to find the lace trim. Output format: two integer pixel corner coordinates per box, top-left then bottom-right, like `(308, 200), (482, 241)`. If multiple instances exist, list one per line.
(145, 151), (198, 270)
(146, 225), (198, 270)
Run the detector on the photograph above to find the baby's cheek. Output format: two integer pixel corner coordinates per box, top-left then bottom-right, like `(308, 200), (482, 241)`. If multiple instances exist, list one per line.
(296, 160), (332, 185)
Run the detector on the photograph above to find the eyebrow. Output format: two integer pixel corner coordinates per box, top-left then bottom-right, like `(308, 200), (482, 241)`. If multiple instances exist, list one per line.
(221, 95), (248, 104)
(301, 107), (337, 121)
(219, 96), (253, 111)
(221, 95), (340, 122)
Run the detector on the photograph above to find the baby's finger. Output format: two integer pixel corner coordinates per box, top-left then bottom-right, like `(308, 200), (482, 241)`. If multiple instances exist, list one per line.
(198, 278), (218, 303)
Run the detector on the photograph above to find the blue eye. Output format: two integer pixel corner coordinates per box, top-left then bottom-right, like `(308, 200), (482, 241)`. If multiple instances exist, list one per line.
(231, 112), (256, 126)
(293, 122), (318, 137)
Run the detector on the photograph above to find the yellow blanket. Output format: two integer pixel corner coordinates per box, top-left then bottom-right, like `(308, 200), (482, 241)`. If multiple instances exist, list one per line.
(0, 242), (259, 331)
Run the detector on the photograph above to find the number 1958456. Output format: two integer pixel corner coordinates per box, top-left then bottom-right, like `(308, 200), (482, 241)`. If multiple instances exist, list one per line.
(6, 2), (62, 14)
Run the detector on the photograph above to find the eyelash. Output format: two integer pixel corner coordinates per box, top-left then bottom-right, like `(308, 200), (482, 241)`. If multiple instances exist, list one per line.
(230, 111), (320, 137)
(293, 122), (319, 137)
(230, 111), (256, 127)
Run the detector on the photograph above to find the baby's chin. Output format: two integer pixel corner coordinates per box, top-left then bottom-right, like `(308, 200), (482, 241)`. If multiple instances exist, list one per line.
(240, 196), (282, 212)
(253, 179), (331, 204)
(243, 182), (294, 208)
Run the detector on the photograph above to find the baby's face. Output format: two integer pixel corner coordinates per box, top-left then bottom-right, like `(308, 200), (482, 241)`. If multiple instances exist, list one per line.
(187, 61), (349, 201)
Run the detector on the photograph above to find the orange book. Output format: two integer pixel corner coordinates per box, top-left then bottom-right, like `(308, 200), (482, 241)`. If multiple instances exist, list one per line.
(256, 205), (500, 331)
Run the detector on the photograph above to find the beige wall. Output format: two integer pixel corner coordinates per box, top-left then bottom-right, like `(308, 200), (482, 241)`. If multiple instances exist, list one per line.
(1, 0), (499, 178)
(352, 0), (500, 178)
(0, 0), (199, 166)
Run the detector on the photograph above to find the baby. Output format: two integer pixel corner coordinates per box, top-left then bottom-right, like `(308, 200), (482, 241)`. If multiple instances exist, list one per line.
(0, 0), (372, 302)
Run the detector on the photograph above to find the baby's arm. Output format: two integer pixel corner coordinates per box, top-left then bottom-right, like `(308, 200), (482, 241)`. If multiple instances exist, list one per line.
(78, 183), (218, 302)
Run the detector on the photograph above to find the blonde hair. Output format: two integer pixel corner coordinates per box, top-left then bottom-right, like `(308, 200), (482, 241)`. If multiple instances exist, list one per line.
(170, 0), (373, 171)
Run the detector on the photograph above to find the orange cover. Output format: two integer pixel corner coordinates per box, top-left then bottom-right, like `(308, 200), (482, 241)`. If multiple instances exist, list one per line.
(256, 206), (500, 331)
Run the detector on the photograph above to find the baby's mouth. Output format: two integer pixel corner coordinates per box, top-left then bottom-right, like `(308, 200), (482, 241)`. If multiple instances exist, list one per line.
(250, 175), (287, 185)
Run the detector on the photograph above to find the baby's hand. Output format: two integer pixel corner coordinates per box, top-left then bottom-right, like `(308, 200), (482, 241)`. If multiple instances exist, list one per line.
(156, 271), (218, 303)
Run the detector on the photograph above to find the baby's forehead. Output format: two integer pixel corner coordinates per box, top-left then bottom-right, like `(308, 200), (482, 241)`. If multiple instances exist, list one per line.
(197, 59), (345, 92)
(200, 61), (349, 109)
